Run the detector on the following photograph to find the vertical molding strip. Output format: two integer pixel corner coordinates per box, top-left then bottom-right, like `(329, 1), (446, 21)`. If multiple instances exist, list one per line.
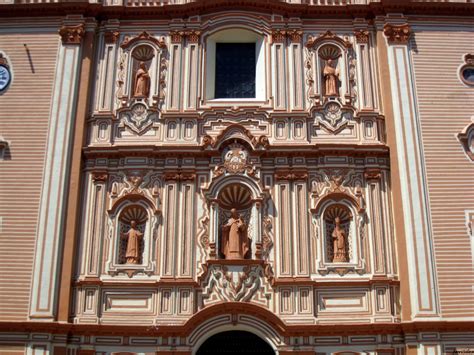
(385, 24), (439, 318)
(30, 27), (84, 319)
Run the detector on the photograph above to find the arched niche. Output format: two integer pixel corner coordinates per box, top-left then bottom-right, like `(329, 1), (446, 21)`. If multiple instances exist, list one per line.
(118, 31), (167, 106)
(106, 196), (159, 277)
(130, 44), (154, 99)
(319, 44), (342, 97)
(323, 203), (352, 263)
(305, 31), (354, 105)
(313, 195), (366, 274)
(205, 175), (267, 260)
(118, 204), (147, 264)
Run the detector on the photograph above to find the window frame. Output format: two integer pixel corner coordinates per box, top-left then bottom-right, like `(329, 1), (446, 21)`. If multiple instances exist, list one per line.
(214, 42), (256, 99)
(204, 28), (267, 105)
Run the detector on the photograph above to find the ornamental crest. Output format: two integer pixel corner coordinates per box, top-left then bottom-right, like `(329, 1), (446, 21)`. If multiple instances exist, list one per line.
(314, 101), (353, 133)
(118, 102), (159, 135)
(223, 143), (248, 174)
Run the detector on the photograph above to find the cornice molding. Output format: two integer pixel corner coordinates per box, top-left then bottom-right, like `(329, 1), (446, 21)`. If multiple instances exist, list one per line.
(3, 1), (474, 19)
(0, 318), (473, 338)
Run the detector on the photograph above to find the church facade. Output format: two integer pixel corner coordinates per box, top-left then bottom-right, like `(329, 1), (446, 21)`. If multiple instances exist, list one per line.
(0, 0), (473, 353)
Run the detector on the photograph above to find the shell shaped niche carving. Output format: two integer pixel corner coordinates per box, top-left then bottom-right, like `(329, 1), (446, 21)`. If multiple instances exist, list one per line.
(132, 45), (155, 61)
(319, 44), (341, 60)
(119, 205), (148, 224)
(323, 204), (351, 223)
(218, 184), (252, 210)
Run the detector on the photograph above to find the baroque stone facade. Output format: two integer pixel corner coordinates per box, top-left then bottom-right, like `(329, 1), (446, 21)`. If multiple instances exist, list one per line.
(0, 1), (473, 354)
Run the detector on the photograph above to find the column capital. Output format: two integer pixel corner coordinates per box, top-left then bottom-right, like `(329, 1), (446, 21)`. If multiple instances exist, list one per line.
(59, 24), (85, 45)
(383, 23), (411, 45)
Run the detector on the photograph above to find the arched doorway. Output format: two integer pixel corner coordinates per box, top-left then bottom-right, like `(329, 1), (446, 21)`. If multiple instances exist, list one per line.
(196, 330), (275, 354)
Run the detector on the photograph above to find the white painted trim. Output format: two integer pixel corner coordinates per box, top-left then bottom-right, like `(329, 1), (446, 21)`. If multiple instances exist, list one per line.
(386, 42), (439, 318)
(30, 42), (82, 319)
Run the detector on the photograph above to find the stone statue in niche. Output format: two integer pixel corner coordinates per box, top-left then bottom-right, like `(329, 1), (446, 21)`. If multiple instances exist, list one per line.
(133, 61), (150, 98)
(323, 58), (339, 97)
(122, 220), (143, 264)
(332, 217), (347, 262)
(221, 208), (250, 260)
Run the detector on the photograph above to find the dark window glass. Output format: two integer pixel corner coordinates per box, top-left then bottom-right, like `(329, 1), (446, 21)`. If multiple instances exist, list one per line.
(462, 67), (474, 84)
(215, 43), (256, 98)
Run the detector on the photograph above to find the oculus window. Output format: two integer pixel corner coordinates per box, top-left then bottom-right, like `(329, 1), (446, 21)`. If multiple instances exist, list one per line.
(215, 43), (256, 98)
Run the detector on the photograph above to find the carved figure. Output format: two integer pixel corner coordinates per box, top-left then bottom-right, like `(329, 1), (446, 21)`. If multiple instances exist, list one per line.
(122, 220), (143, 264)
(133, 62), (150, 97)
(332, 217), (347, 262)
(221, 208), (249, 260)
(323, 59), (339, 96)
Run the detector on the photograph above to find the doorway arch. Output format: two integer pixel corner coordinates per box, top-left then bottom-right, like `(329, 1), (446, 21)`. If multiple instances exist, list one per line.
(196, 330), (275, 354)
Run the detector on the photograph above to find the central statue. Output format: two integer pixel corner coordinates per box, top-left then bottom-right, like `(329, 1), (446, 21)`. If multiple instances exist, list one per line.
(332, 217), (347, 262)
(122, 220), (143, 264)
(221, 208), (250, 260)
(133, 61), (150, 98)
(323, 58), (339, 97)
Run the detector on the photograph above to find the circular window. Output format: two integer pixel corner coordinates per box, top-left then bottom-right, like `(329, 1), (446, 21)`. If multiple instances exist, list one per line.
(461, 65), (474, 86)
(0, 64), (11, 92)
